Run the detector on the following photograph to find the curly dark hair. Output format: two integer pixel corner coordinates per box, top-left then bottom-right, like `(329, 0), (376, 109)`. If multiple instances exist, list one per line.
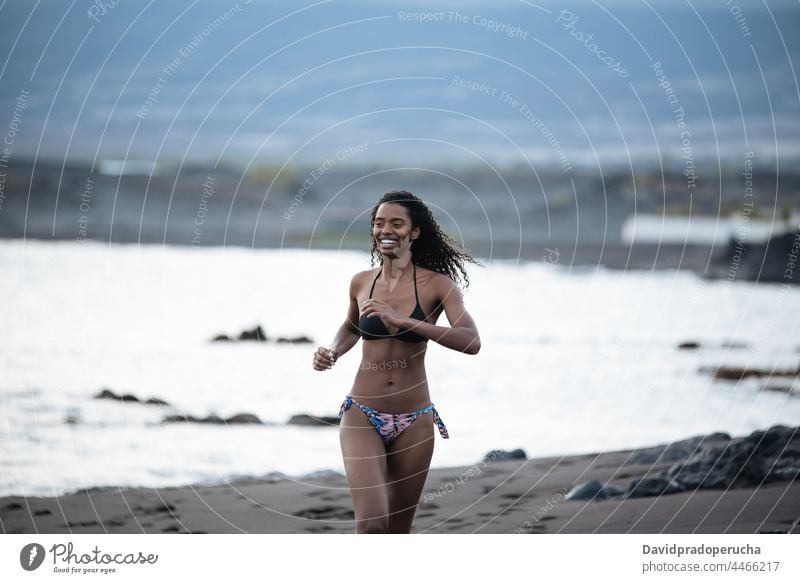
(369, 190), (482, 288)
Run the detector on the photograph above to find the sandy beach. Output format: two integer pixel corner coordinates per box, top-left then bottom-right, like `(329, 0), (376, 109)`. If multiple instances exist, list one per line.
(3, 440), (798, 534)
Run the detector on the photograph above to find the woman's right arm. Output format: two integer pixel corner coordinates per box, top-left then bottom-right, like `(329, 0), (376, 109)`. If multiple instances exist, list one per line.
(312, 273), (362, 371)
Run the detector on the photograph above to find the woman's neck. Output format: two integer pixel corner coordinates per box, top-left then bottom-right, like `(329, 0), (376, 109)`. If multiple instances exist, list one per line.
(381, 253), (413, 282)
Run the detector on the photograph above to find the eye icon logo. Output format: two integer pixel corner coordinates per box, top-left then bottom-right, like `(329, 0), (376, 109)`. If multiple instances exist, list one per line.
(20, 543), (46, 571)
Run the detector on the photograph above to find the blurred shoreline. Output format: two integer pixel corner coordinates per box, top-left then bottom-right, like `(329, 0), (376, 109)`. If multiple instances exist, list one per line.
(3, 158), (799, 279)
(3, 234), (796, 283)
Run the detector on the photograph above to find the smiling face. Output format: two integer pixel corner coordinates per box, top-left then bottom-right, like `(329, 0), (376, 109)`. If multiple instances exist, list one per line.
(372, 202), (420, 258)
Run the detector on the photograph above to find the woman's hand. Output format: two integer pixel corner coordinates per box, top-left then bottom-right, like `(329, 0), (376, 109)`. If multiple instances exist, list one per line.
(312, 346), (339, 371)
(360, 299), (403, 334)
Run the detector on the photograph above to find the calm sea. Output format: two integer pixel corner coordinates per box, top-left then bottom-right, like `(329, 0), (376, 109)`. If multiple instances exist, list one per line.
(2, 240), (799, 497)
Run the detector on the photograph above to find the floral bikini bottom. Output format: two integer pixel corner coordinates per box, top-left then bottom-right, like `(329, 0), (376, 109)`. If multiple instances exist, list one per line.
(338, 395), (449, 445)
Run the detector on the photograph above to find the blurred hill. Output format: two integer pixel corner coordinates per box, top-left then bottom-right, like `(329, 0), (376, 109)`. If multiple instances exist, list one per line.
(0, 0), (797, 167)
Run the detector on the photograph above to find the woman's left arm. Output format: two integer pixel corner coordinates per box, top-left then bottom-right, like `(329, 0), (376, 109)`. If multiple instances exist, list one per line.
(395, 276), (481, 354)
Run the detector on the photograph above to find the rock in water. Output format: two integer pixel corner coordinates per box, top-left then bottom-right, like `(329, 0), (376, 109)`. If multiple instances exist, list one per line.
(94, 388), (170, 406)
(566, 480), (625, 501)
(162, 414), (225, 424)
(677, 341), (701, 350)
(483, 449), (527, 462)
(275, 335), (313, 344)
(707, 230), (800, 283)
(288, 414), (340, 427)
(237, 326), (267, 341)
(226, 413), (263, 424)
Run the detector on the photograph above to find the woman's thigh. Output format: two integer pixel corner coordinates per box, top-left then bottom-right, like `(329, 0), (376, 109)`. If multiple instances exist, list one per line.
(339, 407), (390, 525)
(385, 414), (435, 532)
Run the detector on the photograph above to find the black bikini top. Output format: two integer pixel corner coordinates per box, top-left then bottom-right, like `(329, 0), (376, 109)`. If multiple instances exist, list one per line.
(358, 263), (428, 343)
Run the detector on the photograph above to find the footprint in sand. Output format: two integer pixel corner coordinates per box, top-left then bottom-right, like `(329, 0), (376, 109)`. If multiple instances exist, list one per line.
(293, 505), (354, 520)
(519, 523), (548, 533)
(133, 503), (177, 516)
(63, 520), (100, 528)
(304, 525), (337, 532)
(445, 521), (477, 531)
(318, 495), (348, 501)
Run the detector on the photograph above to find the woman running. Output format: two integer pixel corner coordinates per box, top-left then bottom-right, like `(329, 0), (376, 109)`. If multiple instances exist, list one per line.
(312, 190), (481, 533)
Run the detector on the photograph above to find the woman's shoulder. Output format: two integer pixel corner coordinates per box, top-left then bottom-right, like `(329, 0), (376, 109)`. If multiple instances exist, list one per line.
(352, 267), (380, 280)
(415, 263), (445, 277)
(415, 265), (455, 290)
(348, 268), (379, 289)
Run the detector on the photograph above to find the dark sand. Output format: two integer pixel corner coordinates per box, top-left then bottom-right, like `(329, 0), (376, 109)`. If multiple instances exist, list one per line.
(2, 448), (798, 534)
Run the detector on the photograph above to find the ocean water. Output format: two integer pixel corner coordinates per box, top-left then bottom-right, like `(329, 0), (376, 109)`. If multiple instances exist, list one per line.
(2, 240), (799, 497)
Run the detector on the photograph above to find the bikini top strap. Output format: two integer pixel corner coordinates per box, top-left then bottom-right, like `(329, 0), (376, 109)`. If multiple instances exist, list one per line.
(367, 268), (381, 299)
(369, 264), (419, 302)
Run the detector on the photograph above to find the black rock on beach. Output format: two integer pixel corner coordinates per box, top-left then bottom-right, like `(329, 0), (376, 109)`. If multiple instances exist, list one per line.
(567, 425), (800, 501)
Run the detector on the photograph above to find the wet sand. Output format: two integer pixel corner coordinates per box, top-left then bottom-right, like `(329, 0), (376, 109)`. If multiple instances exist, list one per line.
(2, 447), (797, 534)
